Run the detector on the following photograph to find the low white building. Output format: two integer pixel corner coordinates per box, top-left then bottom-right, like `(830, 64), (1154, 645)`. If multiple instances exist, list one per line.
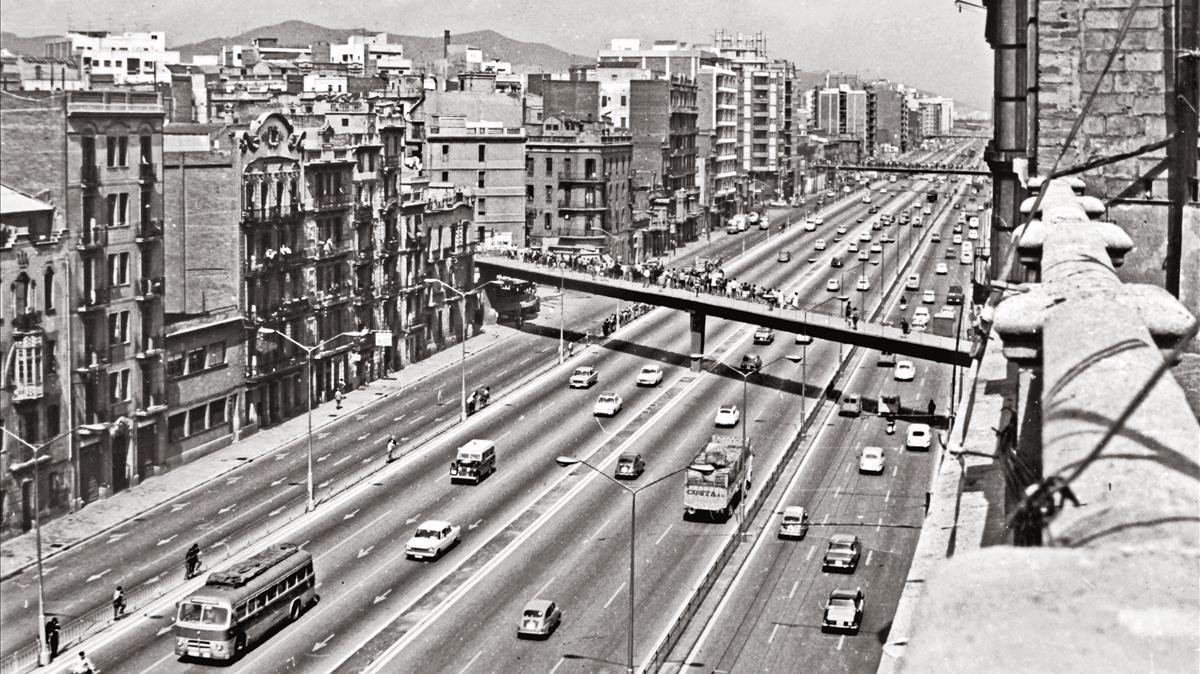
(44, 31), (179, 85)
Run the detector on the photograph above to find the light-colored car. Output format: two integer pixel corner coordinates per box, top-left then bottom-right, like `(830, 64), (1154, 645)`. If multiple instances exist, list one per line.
(753, 326), (776, 344)
(857, 250), (870, 261)
(912, 307), (931, 327)
(855, 277), (871, 292)
(931, 233), (941, 243)
(905, 273), (920, 290)
(836, 225), (848, 235)
(859, 231), (871, 243)
(878, 351), (896, 367)
(923, 206), (933, 215)
(823, 588), (865, 633)
(935, 306), (957, 320)
(517, 599), (562, 639)
(839, 394), (862, 417)
(615, 452), (645, 479)
(814, 216), (825, 225)
(859, 447), (885, 474)
(636, 365), (663, 387)
(935, 262), (949, 275)
(795, 333), (813, 345)
(778, 505), (811, 540)
(967, 229), (979, 241)
(847, 241), (859, 253)
(823, 534), (862, 572)
(814, 238), (827, 251)
(894, 360), (916, 381)
(405, 520), (462, 561)
(569, 366), (598, 388)
(907, 423), (933, 450)
(715, 405), (741, 427)
(593, 392), (623, 417)
(826, 278), (841, 292)
(922, 289), (936, 304)
(953, 233), (964, 245)
(869, 242), (882, 253)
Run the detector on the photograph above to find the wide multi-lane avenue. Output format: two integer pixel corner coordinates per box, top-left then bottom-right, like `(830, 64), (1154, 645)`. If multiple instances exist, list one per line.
(6, 141), (982, 673)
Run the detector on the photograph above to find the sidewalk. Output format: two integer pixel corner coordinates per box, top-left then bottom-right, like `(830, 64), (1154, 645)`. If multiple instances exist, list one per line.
(0, 325), (517, 582)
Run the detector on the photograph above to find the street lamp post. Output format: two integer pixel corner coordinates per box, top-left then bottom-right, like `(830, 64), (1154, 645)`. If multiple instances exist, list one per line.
(256, 327), (366, 512)
(1, 425), (79, 665)
(424, 278), (497, 421)
(554, 457), (714, 674)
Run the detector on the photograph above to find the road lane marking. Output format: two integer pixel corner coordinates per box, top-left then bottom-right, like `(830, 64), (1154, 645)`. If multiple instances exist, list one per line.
(344, 509), (360, 520)
(788, 580), (800, 599)
(604, 582), (626, 609)
(768, 623), (780, 644)
(393, 415), (406, 422)
(357, 433), (369, 441)
(838, 634), (846, 650)
(312, 633), (335, 652)
(843, 462), (850, 474)
(169, 502), (189, 513)
(218, 504), (237, 515)
(549, 657), (567, 674)
(885, 489), (892, 503)
(156, 534), (177, 547)
(822, 513), (831, 525)
(807, 546), (816, 561)
(317, 453), (331, 462)
(892, 465), (899, 477)
(333, 455), (352, 466)
(535, 575), (557, 599)
(315, 510), (393, 562)
(866, 550), (874, 566)
(656, 524), (674, 546)
(459, 651), (484, 674)
(877, 517), (883, 531)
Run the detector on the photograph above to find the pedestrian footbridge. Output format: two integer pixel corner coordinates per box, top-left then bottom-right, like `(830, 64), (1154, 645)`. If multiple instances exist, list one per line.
(476, 256), (974, 367)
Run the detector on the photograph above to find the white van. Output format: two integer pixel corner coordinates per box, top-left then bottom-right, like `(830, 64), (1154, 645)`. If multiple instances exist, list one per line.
(450, 439), (496, 485)
(960, 242), (974, 265)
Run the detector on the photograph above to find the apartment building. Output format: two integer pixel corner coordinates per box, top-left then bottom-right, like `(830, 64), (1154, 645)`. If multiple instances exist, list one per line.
(44, 31), (180, 86)
(0, 89), (168, 520)
(525, 116), (634, 258)
(866, 84), (908, 156)
(696, 62), (740, 221)
(815, 85), (868, 139)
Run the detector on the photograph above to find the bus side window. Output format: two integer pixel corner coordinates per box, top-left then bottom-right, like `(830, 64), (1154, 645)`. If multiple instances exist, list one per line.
(266, 587), (277, 602)
(256, 595), (266, 610)
(236, 604), (248, 620)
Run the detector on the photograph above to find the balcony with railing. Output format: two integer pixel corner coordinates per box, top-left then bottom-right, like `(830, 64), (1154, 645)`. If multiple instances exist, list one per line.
(134, 276), (165, 302)
(80, 164), (100, 188)
(12, 310), (43, 334)
(134, 392), (168, 417)
(352, 246), (375, 265)
(244, 354), (307, 383)
(139, 161), (157, 184)
(76, 226), (108, 251)
(312, 194), (354, 211)
(241, 204), (303, 226)
(558, 200), (605, 212)
(312, 239), (354, 260)
(354, 203), (374, 222)
(135, 218), (163, 243)
(134, 335), (165, 361)
(74, 349), (110, 375)
(351, 285), (375, 306)
(314, 288), (353, 308)
(558, 171), (605, 184)
(77, 286), (109, 313)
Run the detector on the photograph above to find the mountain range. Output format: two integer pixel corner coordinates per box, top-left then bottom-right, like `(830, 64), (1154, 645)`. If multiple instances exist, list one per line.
(1, 20), (591, 75)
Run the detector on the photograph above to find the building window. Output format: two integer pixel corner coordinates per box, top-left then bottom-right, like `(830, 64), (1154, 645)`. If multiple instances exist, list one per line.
(545, 185), (553, 203)
(109, 369), (131, 401)
(168, 412), (186, 441)
(108, 252), (130, 286)
(106, 136), (128, 167)
(166, 354), (185, 378)
(441, 144), (449, 157)
(189, 405), (206, 433)
(544, 213), (551, 231)
(525, 185), (534, 200)
(620, 95), (627, 106)
(477, 198), (487, 216)
(208, 399), (227, 426)
(108, 311), (130, 344)
(441, 171), (449, 182)
(207, 342), (226, 367)
(525, 156), (533, 176)
(477, 144), (486, 162)
(544, 157), (553, 175)
(477, 170), (486, 188)
(46, 339), (57, 374)
(43, 268), (55, 312)
(186, 347), (206, 373)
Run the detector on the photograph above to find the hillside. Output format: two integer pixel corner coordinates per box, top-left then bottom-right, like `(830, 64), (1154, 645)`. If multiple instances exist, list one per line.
(171, 21), (589, 74)
(0, 31), (58, 57)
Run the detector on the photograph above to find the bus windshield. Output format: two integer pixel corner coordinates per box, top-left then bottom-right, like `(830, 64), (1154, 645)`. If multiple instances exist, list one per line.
(178, 602), (231, 628)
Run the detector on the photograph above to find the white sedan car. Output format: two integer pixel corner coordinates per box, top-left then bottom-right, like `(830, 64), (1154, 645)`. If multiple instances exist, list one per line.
(636, 365), (663, 386)
(569, 366), (598, 388)
(869, 243), (882, 253)
(935, 262), (949, 275)
(593, 392), (624, 417)
(855, 277), (871, 292)
(847, 242), (859, 253)
(715, 405), (741, 427)
(836, 225), (847, 235)
(859, 447), (885, 474)
(894, 360), (916, 381)
(827, 278), (841, 292)
(907, 423), (933, 450)
(406, 520), (462, 561)
(912, 307), (931, 327)
(795, 333), (813, 345)
(859, 231), (871, 243)
(815, 239), (827, 251)
(922, 289), (936, 304)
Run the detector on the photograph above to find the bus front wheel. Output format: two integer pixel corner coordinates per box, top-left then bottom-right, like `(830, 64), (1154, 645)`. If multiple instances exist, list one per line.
(290, 599), (303, 622)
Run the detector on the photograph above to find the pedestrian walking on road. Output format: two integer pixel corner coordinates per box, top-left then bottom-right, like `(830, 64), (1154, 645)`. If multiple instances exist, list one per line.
(185, 543), (201, 579)
(44, 617), (60, 659)
(851, 308), (860, 330)
(72, 651), (96, 674)
(928, 399), (937, 419)
(385, 436), (398, 463)
(112, 586), (126, 620)
(334, 388), (344, 410)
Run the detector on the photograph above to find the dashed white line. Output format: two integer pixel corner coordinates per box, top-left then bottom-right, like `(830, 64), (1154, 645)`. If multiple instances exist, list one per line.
(892, 465), (899, 477)
(806, 546), (816, 561)
(356, 433), (369, 441)
(549, 657), (567, 674)
(788, 580), (800, 599)
(884, 489), (892, 503)
(333, 455), (352, 467)
(768, 623), (781, 644)
(843, 462), (850, 474)
(604, 582), (626, 609)
(655, 524), (674, 546)
(458, 651), (484, 674)
(822, 513), (831, 525)
(866, 550), (874, 566)
(534, 575), (556, 598)
(876, 517), (883, 531)
(837, 634), (846, 650)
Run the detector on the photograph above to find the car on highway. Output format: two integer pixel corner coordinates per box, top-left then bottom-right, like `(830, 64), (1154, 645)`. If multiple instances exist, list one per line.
(931, 233), (941, 243)
(714, 405), (741, 427)
(855, 276), (871, 292)
(517, 599), (562, 639)
(882, 234), (896, 243)
(935, 262), (949, 275)
(838, 394), (862, 417)
(753, 326), (776, 344)
(615, 452), (646, 479)
(823, 588), (865, 633)
(830, 255), (844, 268)
(636, 365), (664, 387)
(952, 233), (964, 245)
(907, 423), (933, 450)
(894, 360), (916, 381)
(947, 284), (965, 305)
(953, 223), (963, 234)
(778, 506), (811, 539)
(905, 273), (920, 290)
(878, 351), (896, 366)
(814, 238), (827, 251)
(826, 278), (841, 292)
(803, 218), (817, 232)
(777, 249), (791, 262)
(768, 198), (788, 207)
(944, 248), (957, 259)
(747, 212), (760, 224)
(922, 289), (936, 303)
(406, 520), (462, 561)
(740, 353), (763, 372)
(795, 332), (813, 345)
(836, 225), (848, 235)
(967, 228), (979, 241)
(847, 241), (858, 253)
(855, 216), (865, 224)
(859, 231), (871, 242)
(923, 206), (933, 215)
(857, 250), (870, 261)
(822, 534), (862, 572)
(593, 392), (623, 417)
(569, 366), (599, 388)
(870, 242), (882, 253)
(912, 306), (931, 327)
(814, 216), (825, 225)
(936, 306), (957, 320)
(871, 220), (882, 231)
(859, 446), (885, 474)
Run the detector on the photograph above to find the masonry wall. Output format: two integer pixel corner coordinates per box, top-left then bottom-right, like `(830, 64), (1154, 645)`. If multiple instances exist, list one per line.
(1036, 0), (1172, 285)
(0, 93), (66, 207)
(162, 151), (240, 315)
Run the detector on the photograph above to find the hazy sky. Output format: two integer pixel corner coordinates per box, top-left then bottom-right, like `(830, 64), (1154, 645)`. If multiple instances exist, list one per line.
(0, 0), (992, 109)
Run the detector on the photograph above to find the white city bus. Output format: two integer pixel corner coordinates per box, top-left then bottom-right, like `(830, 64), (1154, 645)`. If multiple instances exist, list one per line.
(174, 542), (316, 661)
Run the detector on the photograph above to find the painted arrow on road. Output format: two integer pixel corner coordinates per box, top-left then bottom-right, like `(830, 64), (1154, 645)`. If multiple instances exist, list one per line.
(317, 453), (331, 462)
(156, 534), (178, 547)
(469, 519), (483, 530)
(274, 452), (289, 461)
(271, 477), (288, 487)
(107, 532), (128, 544)
(218, 504), (237, 515)
(356, 433), (369, 441)
(268, 506), (286, 517)
(312, 634), (335, 652)
(156, 624), (174, 637)
(86, 569), (111, 583)
(373, 589), (392, 605)
(405, 514), (422, 524)
(318, 480), (331, 489)
(343, 509), (359, 520)
(169, 502), (189, 513)
(333, 455), (351, 466)
(357, 545), (374, 559)
(226, 476), (242, 485)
